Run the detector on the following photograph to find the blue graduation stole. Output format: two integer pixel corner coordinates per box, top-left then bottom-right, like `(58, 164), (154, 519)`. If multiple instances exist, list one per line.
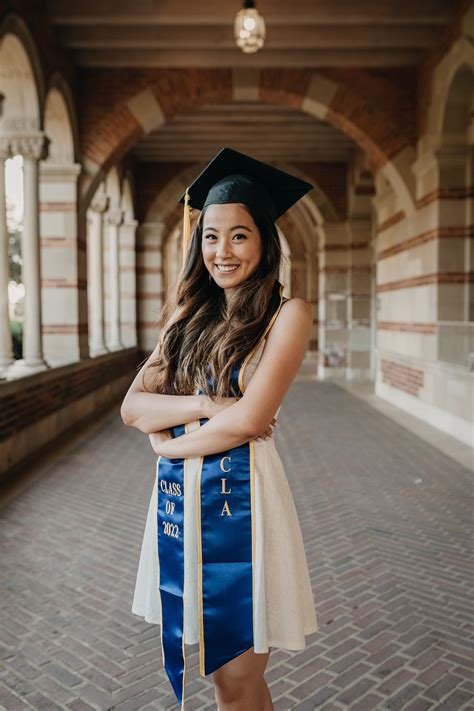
(156, 283), (284, 708)
(156, 360), (253, 708)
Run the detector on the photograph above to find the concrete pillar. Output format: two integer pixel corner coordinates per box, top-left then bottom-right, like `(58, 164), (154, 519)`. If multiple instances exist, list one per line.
(39, 162), (82, 366)
(120, 217), (138, 348)
(87, 189), (109, 356)
(7, 134), (49, 379)
(105, 207), (123, 351)
(0, 139), (13, 376)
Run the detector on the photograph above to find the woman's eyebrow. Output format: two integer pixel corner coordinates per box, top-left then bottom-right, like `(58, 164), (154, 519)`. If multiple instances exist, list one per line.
(203, 225), (252, 232)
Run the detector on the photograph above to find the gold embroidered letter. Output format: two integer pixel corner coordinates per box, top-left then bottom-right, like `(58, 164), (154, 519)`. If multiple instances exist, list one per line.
(221, 477), (232, 494)
(220, 456), (231, 473)
(221, 500), (232, 516)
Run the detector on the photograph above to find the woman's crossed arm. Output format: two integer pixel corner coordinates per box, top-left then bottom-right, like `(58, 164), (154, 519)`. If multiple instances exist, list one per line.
(153, 298), (312, 458)
(120, 342), (209, 433)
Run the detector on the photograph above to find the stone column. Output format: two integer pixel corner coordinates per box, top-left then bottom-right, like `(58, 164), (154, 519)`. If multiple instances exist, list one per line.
(7, 134), (49, 379)
(436, 145), (469, 322)
(346, 217), (373, 380)
(0, 139), (13, 376)
(305, 247), (318, 353)
(136, 220), (166, 352)
(87, 189), (109, 356)
(317, 221), (349, 380)
(105, 207), (123, 351)
(345, 151), (375, 381)
(120, 217), (138, 348)
(39, 162), (82, 366)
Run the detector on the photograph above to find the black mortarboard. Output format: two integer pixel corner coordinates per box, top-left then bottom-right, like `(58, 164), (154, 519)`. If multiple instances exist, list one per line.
(177, 147), (313, 263)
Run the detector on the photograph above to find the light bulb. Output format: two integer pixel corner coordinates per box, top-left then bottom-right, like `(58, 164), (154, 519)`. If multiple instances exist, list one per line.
(234, 1), (266, 54)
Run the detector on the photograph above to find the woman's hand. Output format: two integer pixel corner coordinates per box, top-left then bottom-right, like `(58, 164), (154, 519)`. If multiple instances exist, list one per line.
(254, 416), (279, 442)
(148, 429), (172, 455)
(202, 395), (279, 442)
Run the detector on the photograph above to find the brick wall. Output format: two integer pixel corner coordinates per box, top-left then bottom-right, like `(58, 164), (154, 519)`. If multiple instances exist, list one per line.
(380, 358), (425, 397)
(78, 66), (417, 178)
(322, 68), (417, 149)
(135, 162), (193, 223)
(293, 162), (348, 220)
(0, 349), (141, 478)
(78, 68), (233, 169)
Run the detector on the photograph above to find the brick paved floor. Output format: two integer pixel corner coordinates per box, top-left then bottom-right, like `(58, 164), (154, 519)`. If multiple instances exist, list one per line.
(1, 382), (473, 710)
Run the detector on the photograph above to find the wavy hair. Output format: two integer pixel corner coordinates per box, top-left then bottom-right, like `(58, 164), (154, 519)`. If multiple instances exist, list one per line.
(140, 201), (285, 399)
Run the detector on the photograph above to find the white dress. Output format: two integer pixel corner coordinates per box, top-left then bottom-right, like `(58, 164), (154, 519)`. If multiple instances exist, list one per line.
(131, 336), (319, 653)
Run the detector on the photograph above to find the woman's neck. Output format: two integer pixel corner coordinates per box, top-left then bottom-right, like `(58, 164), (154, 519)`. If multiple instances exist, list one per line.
(224, 287), (237, 304)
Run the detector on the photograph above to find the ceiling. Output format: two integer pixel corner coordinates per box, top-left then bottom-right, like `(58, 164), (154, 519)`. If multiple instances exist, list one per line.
(44, 0), (457, 170)
(131, 103), (355, 163)
(46, 0), (456, 68)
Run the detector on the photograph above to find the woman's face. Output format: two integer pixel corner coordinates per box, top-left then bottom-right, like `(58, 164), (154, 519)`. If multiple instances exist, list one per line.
(201, 203), (262, 289)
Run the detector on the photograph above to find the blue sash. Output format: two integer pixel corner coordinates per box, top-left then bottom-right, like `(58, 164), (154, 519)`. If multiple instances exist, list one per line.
(156, 362), (253, 708)
(156, 283), (284, 708)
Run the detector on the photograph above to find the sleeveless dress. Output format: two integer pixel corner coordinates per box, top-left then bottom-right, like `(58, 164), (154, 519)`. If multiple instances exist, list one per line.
(131, 314), (319, 655)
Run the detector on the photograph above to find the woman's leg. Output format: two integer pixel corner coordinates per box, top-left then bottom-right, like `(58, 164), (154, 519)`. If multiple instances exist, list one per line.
(212, 646), (272, 711)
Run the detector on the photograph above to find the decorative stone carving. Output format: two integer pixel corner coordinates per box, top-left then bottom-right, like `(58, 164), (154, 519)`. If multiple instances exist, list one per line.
(10, 133), (49, 161)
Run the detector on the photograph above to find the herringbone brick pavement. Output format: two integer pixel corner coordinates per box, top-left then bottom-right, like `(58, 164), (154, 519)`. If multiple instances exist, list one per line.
(0, 381), (472, 710)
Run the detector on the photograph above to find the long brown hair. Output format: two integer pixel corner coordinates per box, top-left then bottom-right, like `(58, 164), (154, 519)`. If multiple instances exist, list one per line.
(141, 201), (284, 399)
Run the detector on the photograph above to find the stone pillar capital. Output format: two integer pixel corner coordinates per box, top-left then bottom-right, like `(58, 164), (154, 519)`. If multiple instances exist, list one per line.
(106, 207), (124, 227)
(122, 218), (138, 229)
(91, 192), (109, 214)
(10, 132), (49, 161)
(0, 137), (12, 160)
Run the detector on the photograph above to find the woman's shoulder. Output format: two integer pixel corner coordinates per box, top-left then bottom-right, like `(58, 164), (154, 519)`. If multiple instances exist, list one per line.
(262, 295), (312, 343)
(280, 295), (312, 315)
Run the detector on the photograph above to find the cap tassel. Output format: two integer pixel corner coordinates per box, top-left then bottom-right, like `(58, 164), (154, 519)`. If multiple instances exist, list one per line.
(182, 188), (191, 266)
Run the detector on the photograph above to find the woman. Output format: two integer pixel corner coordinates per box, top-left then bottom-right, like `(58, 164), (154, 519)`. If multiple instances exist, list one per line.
(121, 148), (319, 710)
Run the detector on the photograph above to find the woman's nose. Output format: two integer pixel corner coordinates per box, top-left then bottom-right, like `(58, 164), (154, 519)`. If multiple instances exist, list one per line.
(215, 241), (233, 259)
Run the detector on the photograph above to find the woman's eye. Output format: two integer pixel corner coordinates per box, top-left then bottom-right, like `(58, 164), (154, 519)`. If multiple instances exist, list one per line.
(204, 233), (247, 241)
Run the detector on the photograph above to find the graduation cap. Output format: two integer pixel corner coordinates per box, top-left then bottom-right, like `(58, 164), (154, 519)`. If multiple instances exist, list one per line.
(178, 147), (313, 264)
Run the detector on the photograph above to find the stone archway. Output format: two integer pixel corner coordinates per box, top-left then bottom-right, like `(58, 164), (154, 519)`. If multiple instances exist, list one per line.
(415, 27), (474, 330)
(436, 60), (474, 370)
(79, 70), (416, 218)
(0, 16), (47, 378)
(0, 17), (42, 134)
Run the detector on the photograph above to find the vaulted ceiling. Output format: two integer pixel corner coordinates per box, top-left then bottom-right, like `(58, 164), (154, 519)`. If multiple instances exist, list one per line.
(131, 103), (355, 163)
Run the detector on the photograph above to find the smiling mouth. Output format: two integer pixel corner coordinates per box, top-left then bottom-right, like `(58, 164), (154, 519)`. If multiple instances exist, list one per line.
(215, 264), (240, 273)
